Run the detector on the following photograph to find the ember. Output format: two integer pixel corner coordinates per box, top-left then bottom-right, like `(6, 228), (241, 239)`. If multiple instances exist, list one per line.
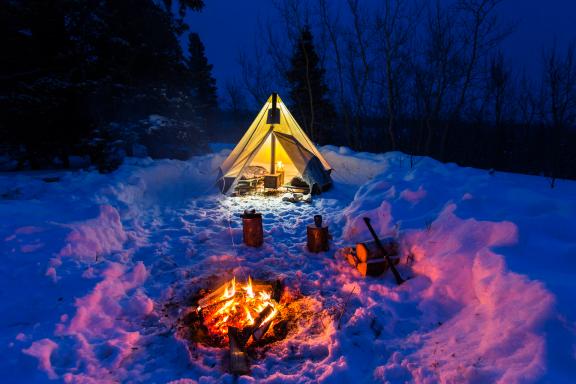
(198, 276), (279, 343)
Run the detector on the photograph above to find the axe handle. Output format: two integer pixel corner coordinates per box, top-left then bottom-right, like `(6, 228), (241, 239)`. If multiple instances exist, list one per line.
(363, 217), (405, 285)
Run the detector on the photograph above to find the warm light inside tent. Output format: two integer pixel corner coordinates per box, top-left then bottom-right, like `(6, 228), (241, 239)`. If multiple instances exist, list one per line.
(250, 133), (298, 181)
(276, 161), (284, 171)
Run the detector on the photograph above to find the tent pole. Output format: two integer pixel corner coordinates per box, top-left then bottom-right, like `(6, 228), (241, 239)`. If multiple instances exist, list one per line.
(269, 93), (278, 175)
(270, 132), (276, 174)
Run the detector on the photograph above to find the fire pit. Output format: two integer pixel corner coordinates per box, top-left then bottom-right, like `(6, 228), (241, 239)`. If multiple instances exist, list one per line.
(197, 276), (282, 344)
(176, 275), (293, 375)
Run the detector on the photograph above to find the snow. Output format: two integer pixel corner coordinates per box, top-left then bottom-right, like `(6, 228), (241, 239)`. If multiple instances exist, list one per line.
(1, 147), (575, 383)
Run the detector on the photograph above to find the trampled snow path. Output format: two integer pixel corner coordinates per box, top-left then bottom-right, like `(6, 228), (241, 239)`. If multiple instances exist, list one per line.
(2, 147), (575, 383)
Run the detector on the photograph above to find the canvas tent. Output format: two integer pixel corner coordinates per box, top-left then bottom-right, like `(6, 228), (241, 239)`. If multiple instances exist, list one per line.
(217, 93), (332, 195)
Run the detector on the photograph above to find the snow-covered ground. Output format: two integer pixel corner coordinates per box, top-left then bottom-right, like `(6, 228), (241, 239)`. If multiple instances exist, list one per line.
(1, 146), (575, 383)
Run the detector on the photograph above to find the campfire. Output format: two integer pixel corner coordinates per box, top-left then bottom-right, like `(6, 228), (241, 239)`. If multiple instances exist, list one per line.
(172, 273), (330, 376)
(197, 276), (280, 343)
(176, 275), (289, 374)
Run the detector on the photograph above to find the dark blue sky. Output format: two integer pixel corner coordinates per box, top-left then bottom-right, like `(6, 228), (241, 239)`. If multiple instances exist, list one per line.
(186, 0), (576, 97)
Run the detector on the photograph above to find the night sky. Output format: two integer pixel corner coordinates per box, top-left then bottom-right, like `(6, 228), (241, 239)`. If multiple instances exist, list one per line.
(186, 0), (576, 98)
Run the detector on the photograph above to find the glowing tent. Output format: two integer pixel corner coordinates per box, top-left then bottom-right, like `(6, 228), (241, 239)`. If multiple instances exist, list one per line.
(217, 93), (332, 195)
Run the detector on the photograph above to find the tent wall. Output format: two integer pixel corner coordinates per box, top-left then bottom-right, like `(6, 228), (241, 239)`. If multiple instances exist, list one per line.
(220, 102), (271, 177)
(278, 101), (332, 170)
(274, 132), (332, 191)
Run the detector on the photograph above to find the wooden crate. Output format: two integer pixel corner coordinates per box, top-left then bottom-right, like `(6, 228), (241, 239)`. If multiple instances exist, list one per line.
(264, 172), (284, 189)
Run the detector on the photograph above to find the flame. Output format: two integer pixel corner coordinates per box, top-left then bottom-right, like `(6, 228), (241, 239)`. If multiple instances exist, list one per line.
(199, 276), (279, 341)
(245, 276), (254, 298)
(223, 276), (236, 299)
(244, 306), (255, 325)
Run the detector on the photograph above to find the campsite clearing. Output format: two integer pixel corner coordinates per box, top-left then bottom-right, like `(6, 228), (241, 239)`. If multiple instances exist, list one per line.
(1, 146), (575, 383)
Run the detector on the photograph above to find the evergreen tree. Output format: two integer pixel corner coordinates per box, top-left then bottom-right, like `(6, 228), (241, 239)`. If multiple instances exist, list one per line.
(0, 0), (87, 168)
(187, 32), (218, 116)
(285, 25), (335, 144)
(0, 0), (207, 170)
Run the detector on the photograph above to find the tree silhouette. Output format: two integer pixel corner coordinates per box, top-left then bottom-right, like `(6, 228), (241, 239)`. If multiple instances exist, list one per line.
(286, 25), (335, 144)
(188, 32), (218, 116)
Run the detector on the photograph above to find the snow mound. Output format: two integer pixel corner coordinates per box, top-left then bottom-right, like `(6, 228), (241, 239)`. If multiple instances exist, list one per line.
(99, 152), (227, 212)
(58, 205), (127, 263)
(320, 146), (396, 186)
(25, 262), (152, 382)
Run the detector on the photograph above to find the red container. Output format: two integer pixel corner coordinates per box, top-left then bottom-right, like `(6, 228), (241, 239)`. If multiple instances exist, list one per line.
(242, 212), (263, 247)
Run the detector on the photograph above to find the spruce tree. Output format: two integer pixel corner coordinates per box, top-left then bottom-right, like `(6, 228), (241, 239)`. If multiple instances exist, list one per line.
(286, 25), (335, 144)
(188, 32), (218, 116)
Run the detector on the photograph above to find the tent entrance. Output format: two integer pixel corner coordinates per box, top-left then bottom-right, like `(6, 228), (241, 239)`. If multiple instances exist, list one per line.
(249, 132), (300, 183)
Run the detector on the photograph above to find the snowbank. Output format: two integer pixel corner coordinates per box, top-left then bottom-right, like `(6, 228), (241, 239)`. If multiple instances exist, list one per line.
(98, 152), (227, 212)
(320, 146), (394, 186)
(334, 151), (571, 383)
(345, 201), (554, 382)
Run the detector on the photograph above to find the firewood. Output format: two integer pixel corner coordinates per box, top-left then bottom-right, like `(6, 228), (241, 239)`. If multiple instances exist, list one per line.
(341, 247), (399, 277)
(253, 319), (273, 341)
(197, 283), (231, 308)
(356, 259), (387, 277)
(272, 279), (283, 302)
(228, 326), (250, 375)
(251, 304), (275, 341)
(198, 294), (241, 316)
(363, 218), (405, 285)
(344, 248), (360, 267)
(356, 239), (398, 263)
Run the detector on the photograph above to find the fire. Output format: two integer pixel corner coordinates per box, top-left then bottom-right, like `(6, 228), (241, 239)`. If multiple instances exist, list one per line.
(198, 276), (279, 341)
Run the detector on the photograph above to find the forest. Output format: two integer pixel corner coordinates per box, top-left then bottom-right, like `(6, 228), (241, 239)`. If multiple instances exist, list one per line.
(1, 0), (575, 182)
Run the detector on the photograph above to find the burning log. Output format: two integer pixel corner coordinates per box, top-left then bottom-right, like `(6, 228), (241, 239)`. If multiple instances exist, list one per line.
(249, 281), (275, 294)
(179, 277), (288, 376)
(228, 326), (250, 375)
(198, 276), (281, 345)
(199, 294), (241, 317)
(227, 303), (277, 375)
(198, 278), (237, 308)
(251, 304), (275, 341)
